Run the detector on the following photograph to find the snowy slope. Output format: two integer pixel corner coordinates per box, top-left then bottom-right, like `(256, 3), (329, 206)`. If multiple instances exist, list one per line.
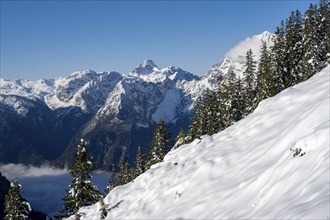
(70, 66), (329, 219)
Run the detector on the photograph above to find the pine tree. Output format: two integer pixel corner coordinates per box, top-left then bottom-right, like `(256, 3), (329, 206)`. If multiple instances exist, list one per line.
(271, 21), (286, 93)
(58, 139), (102, 218)
(187, 96), (206, 141)
(119, 154), (130, 185)
(4, 180), (31, 220)
(218, 70), (235, 128)
(145, 119), (169, 169)
(256, 42), (274, 104)
(133, 147), (144, 178)
(302, 3), (323, 79)
(242, 49), (257, 116)
(105, 164), (117, 194)
(204, 89), (219, 135)
(285, 10), (304, 85)
(317, 0), (330, 65)
(175, 129), (186, 148)
(231, 76), (244, 122)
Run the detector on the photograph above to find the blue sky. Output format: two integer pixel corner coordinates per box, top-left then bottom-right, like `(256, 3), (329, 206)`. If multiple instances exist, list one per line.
(1, 1), (314, 80)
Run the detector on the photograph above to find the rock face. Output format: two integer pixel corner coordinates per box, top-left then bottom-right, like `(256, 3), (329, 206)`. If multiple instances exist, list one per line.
(0, 32), (274, 170)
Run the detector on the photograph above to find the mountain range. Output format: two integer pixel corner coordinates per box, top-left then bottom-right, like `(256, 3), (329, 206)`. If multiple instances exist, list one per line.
(0, 31), (274, 170)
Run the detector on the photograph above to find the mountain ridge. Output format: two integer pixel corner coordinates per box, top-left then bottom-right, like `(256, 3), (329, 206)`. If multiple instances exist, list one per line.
(0, 31), (274, 169)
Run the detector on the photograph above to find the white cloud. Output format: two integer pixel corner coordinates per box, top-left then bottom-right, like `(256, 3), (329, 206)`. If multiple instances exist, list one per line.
(0, 163), (68, 181)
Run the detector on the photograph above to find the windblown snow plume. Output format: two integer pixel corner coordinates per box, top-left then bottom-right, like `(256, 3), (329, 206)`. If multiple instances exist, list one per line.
(68, 66), (329, 219)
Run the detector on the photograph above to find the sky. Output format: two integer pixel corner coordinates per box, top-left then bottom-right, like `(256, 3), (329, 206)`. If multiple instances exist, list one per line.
(0, 0), (314, 80)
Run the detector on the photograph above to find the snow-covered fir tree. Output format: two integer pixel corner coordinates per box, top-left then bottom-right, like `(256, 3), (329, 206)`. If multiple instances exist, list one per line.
(317, 0), (330, 63)
(285, 10), (304, 85)
(256, 42), (274, 104)
(174, 129), (186, 148)
(146, 119), (169, 169)
(58, 139), (102, 218)
(133, 147), (144, 178)
(119, 154), (130, 185)
(271, 21), (286, 94)
(302, 3), (323, 80)
(231, 76), (244, 122)
(218, 71), (235, 128)
(242, 49), (257, 116)
(187, 96), (207, 141)
(4, 180), (31, 220)
(105, 164), (117, 194)
(207, 90), (222, 135)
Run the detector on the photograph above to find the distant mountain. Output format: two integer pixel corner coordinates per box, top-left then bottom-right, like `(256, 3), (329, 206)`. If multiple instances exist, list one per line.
(204, 31), (274, 86)
(67, 66), (330, 220)
(0, 32), (274, 169)
(57, 60), (201, 169)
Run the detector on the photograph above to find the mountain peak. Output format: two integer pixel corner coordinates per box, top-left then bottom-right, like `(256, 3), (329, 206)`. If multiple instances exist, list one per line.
(131, 59), (160, 75)
(253, 31), (274, 42)
(138, 59), (159, 69)
(224, 31), (274, 62)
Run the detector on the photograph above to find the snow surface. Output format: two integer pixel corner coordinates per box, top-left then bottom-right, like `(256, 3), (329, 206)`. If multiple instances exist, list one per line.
(152, 89), (181, 123)
(68, 66), (330, 219)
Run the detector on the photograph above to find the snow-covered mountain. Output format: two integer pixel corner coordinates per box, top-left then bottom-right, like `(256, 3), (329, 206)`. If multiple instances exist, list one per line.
(68, 66), (330, 219)
(58, 60), (201, 169)
(0, 32), (274, 169)
(204, 31), (274, 87)
(0, 70), (123, 114)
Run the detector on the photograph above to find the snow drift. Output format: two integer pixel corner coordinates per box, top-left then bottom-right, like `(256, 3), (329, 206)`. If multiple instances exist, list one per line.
(69, 67), (329, 219)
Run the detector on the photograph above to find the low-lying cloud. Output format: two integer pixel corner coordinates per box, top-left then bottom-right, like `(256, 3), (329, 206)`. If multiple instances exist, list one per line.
(0, 163), (110, 218)
(0, 163), (68, 181)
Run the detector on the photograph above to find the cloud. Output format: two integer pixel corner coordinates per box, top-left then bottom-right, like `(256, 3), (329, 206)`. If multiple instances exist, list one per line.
(0, 163), (110, 218)
(0, 163), (68, 181)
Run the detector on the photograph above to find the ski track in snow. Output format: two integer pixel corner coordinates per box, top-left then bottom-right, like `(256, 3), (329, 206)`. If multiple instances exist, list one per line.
(68, 66), (330, 220)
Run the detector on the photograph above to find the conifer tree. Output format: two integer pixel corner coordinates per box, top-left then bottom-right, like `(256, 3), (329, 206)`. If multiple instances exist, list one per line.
(58, 139), (102, 218)
(231, 76), (244, 122)
(204, 89), (219, 135)
(271, 21), (286, 93)
(187, 96), (206, 141)
(105, 164), (117, 194)
(146, 119), (169, 169)
(175, 129), (186, 148)
(242, 49), (257, 116)
(4, 180), (31, 220)
(218, 71), (235, 128)
(302, 3), (323, 79)
(256, 42), (274, 104)
(317, 0), (330, 64)
(133, 147), (144, 178)
(119, 154), (130, 185)
(285, 10), (304, 85)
